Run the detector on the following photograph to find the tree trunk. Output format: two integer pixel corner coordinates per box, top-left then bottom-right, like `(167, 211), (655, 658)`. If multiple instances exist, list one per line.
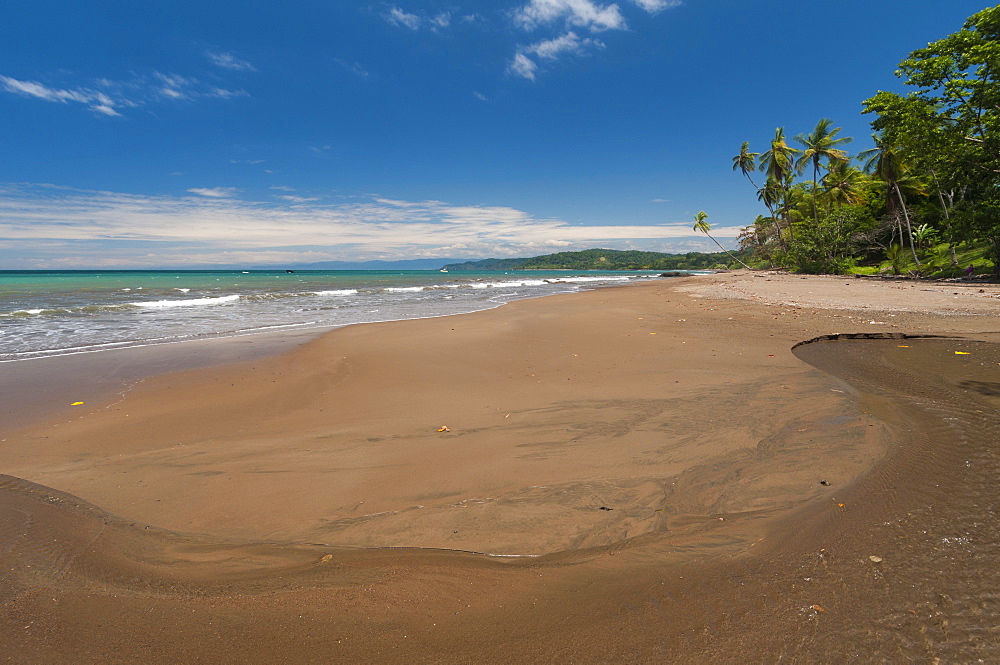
(812, 162), (820, 224)
(705, 233), (752, 269)
(929, 170), (958, 267)
(895, 184), (921, 268)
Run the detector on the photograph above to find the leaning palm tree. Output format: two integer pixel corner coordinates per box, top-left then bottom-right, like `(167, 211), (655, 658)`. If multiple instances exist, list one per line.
(795, 119), (853, 222)
(693, 211), (751, 269)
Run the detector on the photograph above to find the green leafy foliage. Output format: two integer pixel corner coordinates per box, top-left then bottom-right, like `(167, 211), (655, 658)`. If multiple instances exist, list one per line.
(441, 249), (740, 271)
(733, 6), (999, 276)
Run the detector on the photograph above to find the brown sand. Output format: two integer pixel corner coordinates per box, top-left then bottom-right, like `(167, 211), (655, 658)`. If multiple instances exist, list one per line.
(2, 272), (999, 663)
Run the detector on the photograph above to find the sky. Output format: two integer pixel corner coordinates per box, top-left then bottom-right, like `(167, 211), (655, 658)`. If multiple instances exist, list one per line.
(0, 0), (993, 268)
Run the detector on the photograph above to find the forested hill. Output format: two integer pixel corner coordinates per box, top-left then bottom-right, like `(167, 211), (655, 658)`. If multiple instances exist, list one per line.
(441, 249), (731, 271)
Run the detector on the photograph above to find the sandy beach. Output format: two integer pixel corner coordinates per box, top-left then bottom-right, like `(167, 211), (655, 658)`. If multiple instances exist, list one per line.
(2, 271), (999, 663)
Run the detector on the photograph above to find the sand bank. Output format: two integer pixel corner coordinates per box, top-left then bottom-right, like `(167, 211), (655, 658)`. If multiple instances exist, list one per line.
(2, 272), (998, 663)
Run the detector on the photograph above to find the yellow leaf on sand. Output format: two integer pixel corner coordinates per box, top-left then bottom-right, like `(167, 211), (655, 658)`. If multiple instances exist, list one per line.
(71, 402), (84, 406)
(955, 351), (970, 355)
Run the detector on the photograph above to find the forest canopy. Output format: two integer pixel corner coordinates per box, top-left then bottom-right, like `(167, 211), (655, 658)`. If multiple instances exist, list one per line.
(730, 5), (1000, 277)
(442, 248), (731, 271)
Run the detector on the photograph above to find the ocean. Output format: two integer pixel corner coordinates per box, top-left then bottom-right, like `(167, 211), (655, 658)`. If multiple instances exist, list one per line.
(0, 269), (688, 362)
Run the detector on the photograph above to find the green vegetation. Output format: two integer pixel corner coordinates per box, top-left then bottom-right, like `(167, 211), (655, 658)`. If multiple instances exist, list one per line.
(733, 5), (1000, 277)
(441, 248), (737, 271)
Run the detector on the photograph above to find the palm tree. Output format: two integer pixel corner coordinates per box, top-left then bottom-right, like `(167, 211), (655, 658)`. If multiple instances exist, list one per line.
(795, 119), (853, 222)
(732, 142), (760, 190)
(822, 161), (868, 208)
(759, 128), (801, 241)
(860, 134), (925, 267)
(693, 211), (751, 269)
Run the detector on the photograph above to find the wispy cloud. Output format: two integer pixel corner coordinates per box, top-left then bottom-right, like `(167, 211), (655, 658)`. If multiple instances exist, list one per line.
(533, 31), (604, 60)
(187, 187), (240, 198)
(429, 11), (452, 28)
(383, 6), (451, 31)
(631, 0), (682, 13)
(0, 66), (251, 117)
(0, 75), (125, 116)
(206, 51), (257, 72)
(335, 59), (370, 79)
(509, 53), (539, 81)
(510, 33), (607, 81)
(384, 6), (421, 29)
(0, 184), (742, 268)
(275, 194), (321, 203)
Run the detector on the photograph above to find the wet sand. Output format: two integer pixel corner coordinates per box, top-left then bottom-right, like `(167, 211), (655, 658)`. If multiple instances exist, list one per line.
(2, 272), (999, 663)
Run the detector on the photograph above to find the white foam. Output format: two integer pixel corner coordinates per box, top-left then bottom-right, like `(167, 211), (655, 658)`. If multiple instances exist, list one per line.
(472, 279), (548, 289)
(549, 276), (631, 283)
(173, 288), (191, 293)
(313, 289), (359, 296)
(384, 286), (424, 293)
(133, 294), (240, 309)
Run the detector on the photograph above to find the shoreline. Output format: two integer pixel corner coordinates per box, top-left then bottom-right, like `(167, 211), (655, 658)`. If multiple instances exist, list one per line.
(0, 278), (652, 433)
(2, 271), (999, 662)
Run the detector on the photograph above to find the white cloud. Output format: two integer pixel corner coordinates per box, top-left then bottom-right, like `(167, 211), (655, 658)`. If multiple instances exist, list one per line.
(187, 187), (240, 198)
(514, 0), (626, 32)
(430, 12), (451, 28)
(384, 6), (452, 31)
(1, 68), (250, 116)
(275, 195), (321, 203)
(509, 53), (539, 81)
(206, 51), (257, 72)
(473, 91), (489, 102)
(385, 6), (421, 29)
(0, 75), (124, 116)
(509, 0), (679, 80)
(510, 31), (604, 79)
(630, 0), (682, 12)
(336, 59), (370, 79)
(0, 184), (743, 268)
(530, 31), (603, 59)
(209, 87), (249, 99)
(374, 198), (424, 207)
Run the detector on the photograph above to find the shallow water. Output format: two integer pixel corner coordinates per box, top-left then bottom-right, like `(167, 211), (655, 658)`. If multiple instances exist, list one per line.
(0, 269), (667, 361)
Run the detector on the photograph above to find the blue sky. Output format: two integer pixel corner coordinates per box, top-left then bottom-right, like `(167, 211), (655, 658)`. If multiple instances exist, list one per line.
(0, 0), (991, 268)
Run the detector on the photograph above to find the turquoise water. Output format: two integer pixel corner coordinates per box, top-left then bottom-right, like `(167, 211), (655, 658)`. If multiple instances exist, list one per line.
(0, 269), (679, 361)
